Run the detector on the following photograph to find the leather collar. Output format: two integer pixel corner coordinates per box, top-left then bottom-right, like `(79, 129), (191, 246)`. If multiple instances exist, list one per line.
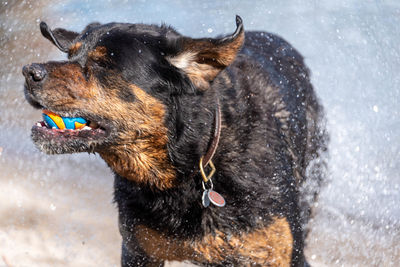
(189, 100), (221, 182)
(201, 100), (221, 168)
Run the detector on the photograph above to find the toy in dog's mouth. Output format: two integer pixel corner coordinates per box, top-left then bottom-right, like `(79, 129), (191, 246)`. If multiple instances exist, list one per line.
(41, 109), (98, 131)
(31, 109), (109, 154)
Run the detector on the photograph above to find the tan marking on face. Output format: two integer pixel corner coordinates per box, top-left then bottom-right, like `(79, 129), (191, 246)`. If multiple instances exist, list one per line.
(88, 46), (107, 60)
(135, 217), (293, 266)
(43, 63), (98, 108)
(98, 84), (176, 190)
(41, 64), (175, 189)
(69, 42), (82, 56)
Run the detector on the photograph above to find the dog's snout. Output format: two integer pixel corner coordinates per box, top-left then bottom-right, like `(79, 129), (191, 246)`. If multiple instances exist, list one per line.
(22, 63), (47, 82)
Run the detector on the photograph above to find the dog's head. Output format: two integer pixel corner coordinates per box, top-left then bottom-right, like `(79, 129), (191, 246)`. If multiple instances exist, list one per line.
(23, 17), (244, 174)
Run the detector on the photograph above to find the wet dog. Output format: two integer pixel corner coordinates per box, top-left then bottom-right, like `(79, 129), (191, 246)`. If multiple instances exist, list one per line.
(23, 16), (327, 266)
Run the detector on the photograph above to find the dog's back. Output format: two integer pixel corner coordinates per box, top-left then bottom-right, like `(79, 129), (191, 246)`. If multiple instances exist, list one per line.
(240, 31), (327, 227)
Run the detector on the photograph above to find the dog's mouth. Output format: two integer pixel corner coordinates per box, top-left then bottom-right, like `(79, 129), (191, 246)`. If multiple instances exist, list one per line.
(33, 113), (106, 137)
(31, 109), (109, 154)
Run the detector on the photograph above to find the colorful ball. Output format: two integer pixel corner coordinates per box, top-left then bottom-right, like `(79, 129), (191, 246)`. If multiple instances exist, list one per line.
(42, 110), (87, 130)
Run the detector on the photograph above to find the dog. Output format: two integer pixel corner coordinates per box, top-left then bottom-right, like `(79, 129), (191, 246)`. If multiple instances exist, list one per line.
(23, 16), (327, 267)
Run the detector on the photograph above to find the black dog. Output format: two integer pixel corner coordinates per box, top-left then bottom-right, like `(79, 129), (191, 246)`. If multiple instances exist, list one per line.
(23, 16), (326, 266)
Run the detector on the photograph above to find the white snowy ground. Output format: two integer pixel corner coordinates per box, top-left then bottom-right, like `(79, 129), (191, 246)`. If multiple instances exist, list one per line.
(1, 0), (399, 266)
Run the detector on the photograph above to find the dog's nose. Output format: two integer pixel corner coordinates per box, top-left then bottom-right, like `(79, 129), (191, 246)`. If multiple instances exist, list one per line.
(22, 63), (47, 82)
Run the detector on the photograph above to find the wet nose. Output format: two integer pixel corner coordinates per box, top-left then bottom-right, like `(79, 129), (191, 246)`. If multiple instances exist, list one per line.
(22, 63), (47, 82)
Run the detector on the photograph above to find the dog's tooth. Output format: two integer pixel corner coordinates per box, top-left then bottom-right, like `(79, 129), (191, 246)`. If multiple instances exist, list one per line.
(88, 121), (99, 128)
(36, 122), (41, 127)
(82, 126), (92, 131)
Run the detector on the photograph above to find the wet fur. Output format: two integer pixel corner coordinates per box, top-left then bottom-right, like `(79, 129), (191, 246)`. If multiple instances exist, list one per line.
(24, 18), (327, 267)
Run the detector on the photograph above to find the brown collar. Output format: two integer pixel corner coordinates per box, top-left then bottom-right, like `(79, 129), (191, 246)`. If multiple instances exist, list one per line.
(202, 101), (222, 168)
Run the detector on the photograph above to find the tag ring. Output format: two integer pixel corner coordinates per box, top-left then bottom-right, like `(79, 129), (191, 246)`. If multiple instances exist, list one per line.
(202, 179), (213, 191)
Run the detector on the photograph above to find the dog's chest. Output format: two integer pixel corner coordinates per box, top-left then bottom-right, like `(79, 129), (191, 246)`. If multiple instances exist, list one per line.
(134, 217), (293, 266)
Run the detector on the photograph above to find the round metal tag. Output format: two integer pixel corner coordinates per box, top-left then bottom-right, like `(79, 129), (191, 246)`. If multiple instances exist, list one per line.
(208, 190), (226, 207)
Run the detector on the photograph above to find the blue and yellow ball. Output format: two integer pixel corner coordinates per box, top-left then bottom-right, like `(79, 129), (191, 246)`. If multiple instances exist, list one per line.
(42, 110), (87, 130)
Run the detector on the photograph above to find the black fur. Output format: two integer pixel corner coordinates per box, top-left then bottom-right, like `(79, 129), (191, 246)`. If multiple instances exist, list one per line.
(23, 17), (327, 267)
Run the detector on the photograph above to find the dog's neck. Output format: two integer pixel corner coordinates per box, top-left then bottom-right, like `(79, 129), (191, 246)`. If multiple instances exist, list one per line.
(165, 88), (222, 185)
(100, 88), (221, 191)
(99, 131), (177, 190)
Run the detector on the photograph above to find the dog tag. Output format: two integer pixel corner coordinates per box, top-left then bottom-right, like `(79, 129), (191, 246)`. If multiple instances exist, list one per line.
(208, 190), (226, 207)
(202, 190), (210, 207)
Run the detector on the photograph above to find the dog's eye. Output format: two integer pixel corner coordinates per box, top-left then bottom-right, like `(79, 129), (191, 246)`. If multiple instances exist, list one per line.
(82, 65), (91, 81)
(88, 56), (110, 69)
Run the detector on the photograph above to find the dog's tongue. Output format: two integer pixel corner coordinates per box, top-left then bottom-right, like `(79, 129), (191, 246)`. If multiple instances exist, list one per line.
(42, 110), (87, 130)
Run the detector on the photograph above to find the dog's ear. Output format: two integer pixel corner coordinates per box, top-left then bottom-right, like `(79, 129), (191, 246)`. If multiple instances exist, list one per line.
(40, 22), (79, 53)
(167, 16), (244, 90)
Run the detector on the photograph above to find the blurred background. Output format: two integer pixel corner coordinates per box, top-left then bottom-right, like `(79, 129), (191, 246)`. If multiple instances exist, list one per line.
(1, 0), (399, 266)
